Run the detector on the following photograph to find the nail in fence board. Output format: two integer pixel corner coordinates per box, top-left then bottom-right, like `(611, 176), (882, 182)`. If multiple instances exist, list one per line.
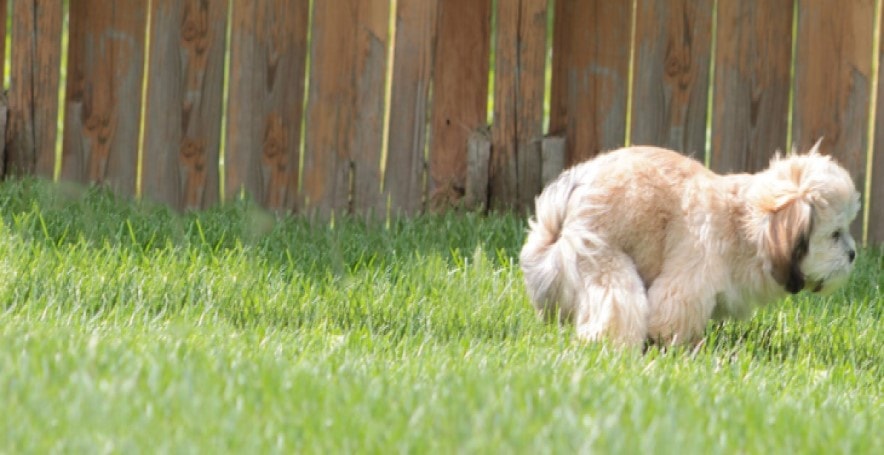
(62, 1), (147, 196)
(226, 0), (308, 211)
(491, 0), (547, 212)
(6, 0), (63, 177)
(428, 0), (491, 210)
(302, 0), (390, 218)
(549, 0), (631, 165)
(142, 0), (228, 210)
(631, 0), (712, 158)
(711, 0), (794, 174)
(792, 0), (875, 237)
(385, 0), (437, 216)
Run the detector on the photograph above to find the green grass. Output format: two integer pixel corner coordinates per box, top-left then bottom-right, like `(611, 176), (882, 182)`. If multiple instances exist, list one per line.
(0, 179), (881, 453)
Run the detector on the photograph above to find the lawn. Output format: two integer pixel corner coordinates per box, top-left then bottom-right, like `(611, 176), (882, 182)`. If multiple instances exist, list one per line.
(0, 179), (881, 453)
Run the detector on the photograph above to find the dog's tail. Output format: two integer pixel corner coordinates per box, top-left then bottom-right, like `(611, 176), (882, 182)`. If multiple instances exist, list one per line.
(520, 168), (593, 321)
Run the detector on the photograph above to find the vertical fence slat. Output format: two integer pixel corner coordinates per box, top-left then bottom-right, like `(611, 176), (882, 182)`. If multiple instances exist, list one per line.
(303, 0), (390, 217)
(550, 0), (632, 164)
(427, 0), (491, 210)
(385, 0), (437, 216)
(350, 1), (392, 217)
(631, 0), (712, 157)
(0, 0), (6, 90)
(142, 0), (228, 210)
(870, 4), (884, 245)
(491, 0), (547, 212)
(711, 0), (794, 174)
(62, 1), (147, 196)
(226, 0), (308, 211)
(793, 0), (874, 236)
(6, 0), (62, 177)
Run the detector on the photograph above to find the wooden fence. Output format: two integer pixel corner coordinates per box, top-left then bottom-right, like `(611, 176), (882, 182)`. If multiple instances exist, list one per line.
(1, 0), (884, 244)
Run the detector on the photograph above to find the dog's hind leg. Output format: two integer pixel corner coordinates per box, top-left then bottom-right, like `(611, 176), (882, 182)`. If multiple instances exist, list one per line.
(573, 251), (649, 347)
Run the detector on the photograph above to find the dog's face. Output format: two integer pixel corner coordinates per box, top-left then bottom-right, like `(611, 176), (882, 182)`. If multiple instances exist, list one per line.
(754, 147), (860, 295)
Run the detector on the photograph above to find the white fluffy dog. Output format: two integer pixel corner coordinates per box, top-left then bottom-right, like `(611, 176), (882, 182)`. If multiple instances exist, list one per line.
(520, 143), (860, 347)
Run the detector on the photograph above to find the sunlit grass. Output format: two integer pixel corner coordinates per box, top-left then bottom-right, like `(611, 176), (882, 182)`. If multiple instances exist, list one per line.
(0, 179), (880, 452)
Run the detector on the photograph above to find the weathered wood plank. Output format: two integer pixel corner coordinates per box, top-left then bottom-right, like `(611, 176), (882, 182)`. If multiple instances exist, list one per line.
(869, 4), (884, 245)
(384, 0), (437, 216)
(142, 0), (228, 210)
(427, 0), (491, 210)
(491, 0), (547, 212)
(226, 0), (308, 211)
(549, 0), (632, 165)
(631, 0), (712, 159)
(350, 0), (391, 218)
(62, 1), (148, 196)
(0, 0), (6, 92)
(711, 0), (794, 174)
(302, 0), (390, 218)
(6, 0), (63, 177)
(792, 0), (874, 236)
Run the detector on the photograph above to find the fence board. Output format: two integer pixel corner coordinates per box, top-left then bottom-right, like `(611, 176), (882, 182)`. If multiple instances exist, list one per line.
(491, 0), (547, 212)
(631, 0), (712, 158)
(711, 0), (793, 174)
(142, 0), (228, 211)
(226, 0), (308, 211)
(6, 0), (63, 177)
(793, 0), (874, 236)
(303, 0), (390, 217)
(62, 1), (147, 196)
(385, 0), (437, 215)
(0, 0), (6, 91)
(550, 0), (632, 164)
(870, 4), (884, 245)
(428, 0), (491, 209)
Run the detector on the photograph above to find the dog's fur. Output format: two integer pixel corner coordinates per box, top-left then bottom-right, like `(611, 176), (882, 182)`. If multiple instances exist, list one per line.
(520, 144), (860, 347)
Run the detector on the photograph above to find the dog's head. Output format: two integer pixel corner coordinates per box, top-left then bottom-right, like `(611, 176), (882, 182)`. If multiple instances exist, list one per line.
(751, 142), (860, 295)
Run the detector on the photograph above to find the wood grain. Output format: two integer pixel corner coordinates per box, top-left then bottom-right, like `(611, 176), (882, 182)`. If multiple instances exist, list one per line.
(427, 0), (491, 210)
(62, 0), (147, 196)
(792, 0), (874, 236)
(142, 0), (228, 211)
(549, 0), (632, 164)
(226, 0), (308, 211)
(490, 0), (547, 212)
(711, 0), (794, 173)
(302, 0), (391, 218)
(631, 0), (712, 158)
(6, 0), (63, 177)
(384, 0), (437, 215)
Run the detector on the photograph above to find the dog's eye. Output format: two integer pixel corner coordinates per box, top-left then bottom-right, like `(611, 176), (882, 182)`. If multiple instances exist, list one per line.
(832, 230), (842, 241)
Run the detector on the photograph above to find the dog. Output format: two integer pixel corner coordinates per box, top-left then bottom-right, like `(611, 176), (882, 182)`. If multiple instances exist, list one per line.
(520, 142), (860, 347)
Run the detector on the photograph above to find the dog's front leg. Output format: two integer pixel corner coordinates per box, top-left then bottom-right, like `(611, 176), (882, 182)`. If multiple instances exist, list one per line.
(645, 272), (716, 346)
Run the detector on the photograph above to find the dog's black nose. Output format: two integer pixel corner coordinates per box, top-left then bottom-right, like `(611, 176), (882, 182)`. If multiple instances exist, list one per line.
(848, 250), (856, 262)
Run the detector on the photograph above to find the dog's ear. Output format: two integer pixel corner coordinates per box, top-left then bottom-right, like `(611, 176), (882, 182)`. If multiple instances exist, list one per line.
(761, 196), (813, 293)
